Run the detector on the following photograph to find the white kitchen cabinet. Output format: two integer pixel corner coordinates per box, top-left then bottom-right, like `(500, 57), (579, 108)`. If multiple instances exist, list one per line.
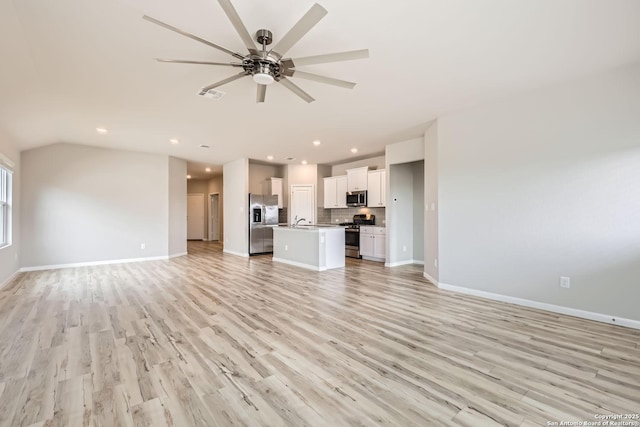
(359, 226), (386, 262)
(263, 177), (284, 208)
(346, 166), (368, 191)
(367, 169), (386, 207)
(323, 175), (347, 208)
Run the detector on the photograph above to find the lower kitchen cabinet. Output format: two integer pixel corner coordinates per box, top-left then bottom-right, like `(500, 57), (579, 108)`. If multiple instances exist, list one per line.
(360, 226), (386, 262)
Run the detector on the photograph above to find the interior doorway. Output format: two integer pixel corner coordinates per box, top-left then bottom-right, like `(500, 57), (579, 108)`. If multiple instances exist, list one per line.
(290, 184), (315, 225)
(187, 193), (205, 240)
(209, 193), (220, 241)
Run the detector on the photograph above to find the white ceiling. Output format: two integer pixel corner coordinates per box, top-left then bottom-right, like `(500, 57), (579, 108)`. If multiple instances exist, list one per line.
(1, 0), (639, 176)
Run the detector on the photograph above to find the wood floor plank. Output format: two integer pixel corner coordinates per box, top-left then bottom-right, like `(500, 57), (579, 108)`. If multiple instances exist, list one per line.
(0, 241), (638, 426)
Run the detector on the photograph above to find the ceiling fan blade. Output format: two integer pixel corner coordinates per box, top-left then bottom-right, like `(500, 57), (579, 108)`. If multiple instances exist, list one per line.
(202, 72), (247, 92)
(257, 84), (267, 103)
(270, 4), (327, 59)
(278, 77), (315, 103)
(216, 0), (259, 55)
(288, 70), (356, 89)
(143, 15), (245, 60)
(155, 59), (243, 67)
(284, 49), (369, 68)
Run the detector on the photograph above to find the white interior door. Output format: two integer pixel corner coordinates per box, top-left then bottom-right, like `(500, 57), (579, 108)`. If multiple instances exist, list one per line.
(290, 185), (315, 225)
(187, 194), (205, 240)
(210, 193), (220, 241)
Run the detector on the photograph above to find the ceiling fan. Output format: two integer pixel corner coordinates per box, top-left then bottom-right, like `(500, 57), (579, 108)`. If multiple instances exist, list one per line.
(143, 0), (369, 103)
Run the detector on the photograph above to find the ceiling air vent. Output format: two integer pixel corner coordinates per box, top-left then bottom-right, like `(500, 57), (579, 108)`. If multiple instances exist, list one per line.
(198, 88), (225, 100)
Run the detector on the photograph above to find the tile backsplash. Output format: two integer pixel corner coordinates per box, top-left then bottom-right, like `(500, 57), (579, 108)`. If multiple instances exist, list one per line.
(325, 207), (385, 226)
(281, 206), (385, 226)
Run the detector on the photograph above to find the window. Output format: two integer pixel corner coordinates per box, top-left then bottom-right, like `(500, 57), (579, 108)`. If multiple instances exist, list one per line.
(0, 165), (11, 248)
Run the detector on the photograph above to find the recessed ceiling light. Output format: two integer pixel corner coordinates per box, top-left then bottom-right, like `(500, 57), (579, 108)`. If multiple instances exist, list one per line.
(186, 174), (192, 179)
(199, 144), (210, 149)
(169, 138), (179, 144)
(312, 140), (321, 146)
(301, 160), (308, 165)
(267, 155), (274, 161)
(350, 148), (358, 154)
(96, 127), (108, 134)
(205, 167), (211, 173)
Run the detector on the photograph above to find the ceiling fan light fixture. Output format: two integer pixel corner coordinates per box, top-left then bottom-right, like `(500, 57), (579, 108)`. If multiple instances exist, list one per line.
(253, 72), (274, 85)
(252, 62), (275, 85)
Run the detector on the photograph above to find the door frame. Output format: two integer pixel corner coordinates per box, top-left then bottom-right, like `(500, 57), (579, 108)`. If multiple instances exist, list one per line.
(208, 192), (220, 241)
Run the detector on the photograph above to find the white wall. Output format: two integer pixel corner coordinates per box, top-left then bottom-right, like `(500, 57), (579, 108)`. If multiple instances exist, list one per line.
(208, 175), (223, 241)
(331, 155), (385, 176)
(248, 163), (283, 194)
(424, 121), (439, 282)
(412, 161), (424, 262)
(0, 128), (20, 286)
(385, 138), (425, 266)
(385, 138), (424, 166)
(438, 62), (640, 321)
(187, 179), (209, 237)
(223, 158), (249, 256)
(168, 157), (187, 256)
(286, 164), (317, 224)
(21, 143), (170, 268)
(387, 163), (414, 265)
(317, 164), (331, 209)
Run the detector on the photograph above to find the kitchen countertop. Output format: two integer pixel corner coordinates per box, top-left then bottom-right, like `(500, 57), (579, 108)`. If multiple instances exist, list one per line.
(277, 224), (345, 230)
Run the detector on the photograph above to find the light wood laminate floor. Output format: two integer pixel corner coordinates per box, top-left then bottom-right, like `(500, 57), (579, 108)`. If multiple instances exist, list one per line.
(0, 241), (638, 426)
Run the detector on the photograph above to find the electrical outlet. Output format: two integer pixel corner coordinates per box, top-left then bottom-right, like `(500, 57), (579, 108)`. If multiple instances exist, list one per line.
(402, 245), (407, 252)
(285, 244), (288, 251)
(434, 259), (438, 268)
(560, 276), (570, 289)
(140, 243), (146, 250)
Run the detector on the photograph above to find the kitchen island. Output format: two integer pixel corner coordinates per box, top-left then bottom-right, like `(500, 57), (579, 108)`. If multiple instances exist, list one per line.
(272, 225), (345, 271)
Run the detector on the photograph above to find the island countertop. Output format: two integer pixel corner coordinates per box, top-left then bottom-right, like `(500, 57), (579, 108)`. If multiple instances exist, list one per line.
(272, 226), (345, 271)
(276, 224), (345, 231)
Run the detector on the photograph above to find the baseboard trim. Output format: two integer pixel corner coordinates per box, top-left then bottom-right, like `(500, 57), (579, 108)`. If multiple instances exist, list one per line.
(413, 260), (425, 265)
(168, 252), (188, 259)
(438, 282), (640, 330)
(385, 260), (418, 267)
(423, 272), (439, 286)
(0, 270), (20, 290)
(272, 257), (328, 272)
(20, 255), (170, 272)
(222, 249), (249, 258)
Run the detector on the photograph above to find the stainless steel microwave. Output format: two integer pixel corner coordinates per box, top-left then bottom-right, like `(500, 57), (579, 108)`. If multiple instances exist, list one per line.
(346, 190), (367, 207)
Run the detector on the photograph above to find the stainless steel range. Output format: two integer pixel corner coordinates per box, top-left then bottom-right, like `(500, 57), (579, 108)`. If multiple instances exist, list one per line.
(340, 214), (375, 258)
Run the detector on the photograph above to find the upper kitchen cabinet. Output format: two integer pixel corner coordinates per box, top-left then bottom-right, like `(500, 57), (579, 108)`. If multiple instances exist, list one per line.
(346, 166), (368, 191)
(263, 177), (284, 208)
(367, 169), (386, 207)
(323, 175), (347, 208)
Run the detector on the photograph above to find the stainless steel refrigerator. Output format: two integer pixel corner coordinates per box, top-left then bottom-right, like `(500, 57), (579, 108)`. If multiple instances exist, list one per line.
(249, 194), (279, 255)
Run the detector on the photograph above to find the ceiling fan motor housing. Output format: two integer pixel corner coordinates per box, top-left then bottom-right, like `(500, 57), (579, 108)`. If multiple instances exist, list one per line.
(244, 56), (282, 82)
(255, 29), (273, 46)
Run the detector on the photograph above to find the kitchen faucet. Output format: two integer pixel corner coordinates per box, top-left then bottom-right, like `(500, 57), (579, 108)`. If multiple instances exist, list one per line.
(293, 215), (306, 226)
